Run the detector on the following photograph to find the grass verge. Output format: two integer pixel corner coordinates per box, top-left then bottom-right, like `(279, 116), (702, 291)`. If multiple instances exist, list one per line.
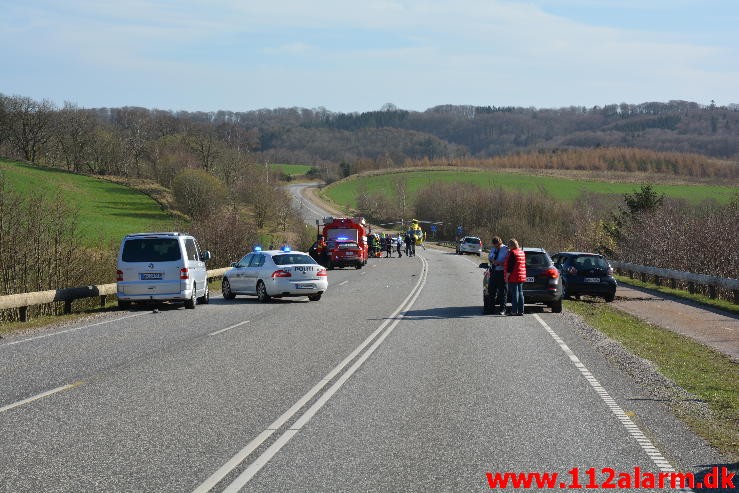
(615, 275), (739, 316)
(0, 302), (120, 338)
(565, 300), (738, 460)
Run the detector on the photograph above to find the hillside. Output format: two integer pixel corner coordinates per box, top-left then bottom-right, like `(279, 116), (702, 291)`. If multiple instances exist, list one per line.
(322, 168), (738, 211)
(0, 161), (177, 246)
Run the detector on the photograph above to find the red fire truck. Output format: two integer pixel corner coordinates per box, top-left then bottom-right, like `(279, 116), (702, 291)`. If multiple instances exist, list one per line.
(321, 216), (369, 269)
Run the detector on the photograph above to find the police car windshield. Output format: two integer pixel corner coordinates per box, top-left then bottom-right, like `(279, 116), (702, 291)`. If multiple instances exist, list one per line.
(272, 254), (317, 266)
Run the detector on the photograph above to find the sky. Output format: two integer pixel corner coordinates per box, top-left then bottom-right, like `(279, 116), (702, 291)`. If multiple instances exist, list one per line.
(1, 0), (737, 114)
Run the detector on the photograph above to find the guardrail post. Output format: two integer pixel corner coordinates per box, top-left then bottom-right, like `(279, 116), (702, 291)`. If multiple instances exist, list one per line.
(708, 285), (717, 299)
(654, 275), (661, 287)
(734, 290), (739, 305)
(669, 278), (677, 289)
(64, 300), (72, 315)
(19, 306), (28, 322)
(687, 282), (695, 294)
(100, 295), (107, 307)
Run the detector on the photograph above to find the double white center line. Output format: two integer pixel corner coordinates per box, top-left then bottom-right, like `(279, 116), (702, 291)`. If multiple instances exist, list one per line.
(194, 256), (429, 492)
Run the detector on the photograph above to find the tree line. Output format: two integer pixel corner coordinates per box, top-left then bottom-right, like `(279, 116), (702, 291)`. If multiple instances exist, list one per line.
(1, 94), (737, 186)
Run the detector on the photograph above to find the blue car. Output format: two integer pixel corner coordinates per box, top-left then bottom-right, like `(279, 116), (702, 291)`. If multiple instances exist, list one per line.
(551, 252), (617, 302)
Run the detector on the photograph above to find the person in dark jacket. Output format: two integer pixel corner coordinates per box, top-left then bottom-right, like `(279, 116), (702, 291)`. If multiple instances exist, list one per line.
(504, 238), (527, 316)
(488, 236), (509, 315)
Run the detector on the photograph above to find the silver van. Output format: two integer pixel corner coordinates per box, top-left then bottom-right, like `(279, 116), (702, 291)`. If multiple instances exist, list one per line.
(116, 232), (212, 309)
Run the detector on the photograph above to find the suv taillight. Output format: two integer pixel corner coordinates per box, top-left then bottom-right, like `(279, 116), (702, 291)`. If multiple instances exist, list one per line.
(180, 268), (189, 280)
(272, 270), (292, 278)
(544, 267), (559, 278)
(116, 270), (123, 282)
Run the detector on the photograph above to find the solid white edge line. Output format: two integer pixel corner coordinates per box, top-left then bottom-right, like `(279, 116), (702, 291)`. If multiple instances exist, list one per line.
(0, 382), (82, 414)
(0, 312), (149, 348)
(193, 256), (428, 493)
(209, 321), (250, 337)
(532, 314), (692, 490)
(223, 257), (429, 491)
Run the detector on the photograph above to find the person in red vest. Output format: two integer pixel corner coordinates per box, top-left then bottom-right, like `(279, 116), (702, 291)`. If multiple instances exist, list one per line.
(504, 238), (527, 316)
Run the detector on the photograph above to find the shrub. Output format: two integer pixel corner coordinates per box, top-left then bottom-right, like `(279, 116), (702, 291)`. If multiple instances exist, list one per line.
(172, 168), (227, 219)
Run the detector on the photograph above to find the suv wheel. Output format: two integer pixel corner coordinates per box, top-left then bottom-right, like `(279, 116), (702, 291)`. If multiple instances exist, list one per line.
(604, 292), (615, 302)
(550, 300), (562, 313)
(185, 284), (197, 309)
(198, 284), (210, 304)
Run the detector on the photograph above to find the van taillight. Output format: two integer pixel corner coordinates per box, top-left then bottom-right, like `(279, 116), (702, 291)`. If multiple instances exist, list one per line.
(116, 270), (123, 282)
(272, 270), (292, 278)
(180, 268), (189, 280)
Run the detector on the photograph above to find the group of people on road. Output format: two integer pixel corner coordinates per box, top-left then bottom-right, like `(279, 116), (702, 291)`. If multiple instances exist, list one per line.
(368, 232), (417, 258)
(488, 236), (527, 316)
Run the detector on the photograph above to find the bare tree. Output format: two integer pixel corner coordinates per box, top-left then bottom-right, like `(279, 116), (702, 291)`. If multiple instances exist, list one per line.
(4, 95), (55, 163)
(54, 102), (97, 172)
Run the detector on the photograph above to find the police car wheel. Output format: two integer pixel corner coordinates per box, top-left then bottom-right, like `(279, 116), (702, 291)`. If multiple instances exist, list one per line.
(256, 281), (271, 303)
(222, 278), (236, 300)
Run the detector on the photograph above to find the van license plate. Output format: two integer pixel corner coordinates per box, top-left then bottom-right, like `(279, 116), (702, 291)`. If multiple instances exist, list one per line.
(140, 272), (163, 280)
(584, 277), (600, 283)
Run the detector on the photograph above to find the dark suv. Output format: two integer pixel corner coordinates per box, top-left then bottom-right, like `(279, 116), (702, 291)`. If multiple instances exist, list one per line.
(483, 247), (563, 313)
(551, 252), (617, 302)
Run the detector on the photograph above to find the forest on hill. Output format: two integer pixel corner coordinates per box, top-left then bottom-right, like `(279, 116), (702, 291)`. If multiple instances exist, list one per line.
(0, 94), (737, 186)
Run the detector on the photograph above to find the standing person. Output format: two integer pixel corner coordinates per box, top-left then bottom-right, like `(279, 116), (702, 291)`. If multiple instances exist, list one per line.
(384, 234), (393, 258)
(404, 232), (412, 256)
(488, 236), (509, 315)
(396, 233), (403, 257)
(504, 238), (527, 316)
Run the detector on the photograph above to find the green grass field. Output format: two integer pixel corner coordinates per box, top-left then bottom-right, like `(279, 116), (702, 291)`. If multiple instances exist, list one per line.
(0, 161), (177, 246)
(323, 169), (737, 210)
(269, 163), (313, 177)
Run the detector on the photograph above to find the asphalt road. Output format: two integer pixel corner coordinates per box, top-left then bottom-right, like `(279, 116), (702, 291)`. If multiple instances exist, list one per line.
(0, 184), (732, 492)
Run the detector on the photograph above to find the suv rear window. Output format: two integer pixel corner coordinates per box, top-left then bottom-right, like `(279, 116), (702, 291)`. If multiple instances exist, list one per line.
(122, 238), (182, 262)
(525, 252), (550, 268)
(574, 255), (608, 270)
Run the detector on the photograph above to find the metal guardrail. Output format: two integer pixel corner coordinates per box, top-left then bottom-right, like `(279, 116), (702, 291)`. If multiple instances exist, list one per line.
(0, 268), (229, 322)
(611, 261), (739, 303)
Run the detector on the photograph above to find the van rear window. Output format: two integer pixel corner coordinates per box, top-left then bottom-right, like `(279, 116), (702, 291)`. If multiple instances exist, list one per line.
(122, 238), (182, 262)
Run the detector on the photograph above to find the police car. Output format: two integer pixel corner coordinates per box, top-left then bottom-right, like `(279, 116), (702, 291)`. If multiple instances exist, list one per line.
(221, 246), (328, 302)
